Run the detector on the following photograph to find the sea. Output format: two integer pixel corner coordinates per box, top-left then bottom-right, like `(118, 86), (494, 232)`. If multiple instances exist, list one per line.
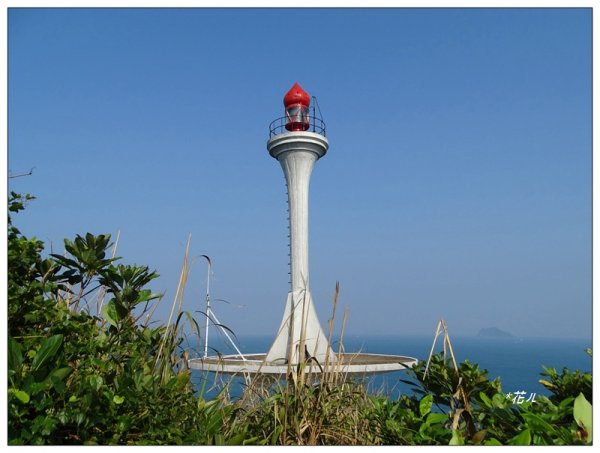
(188, 334), (592, 400)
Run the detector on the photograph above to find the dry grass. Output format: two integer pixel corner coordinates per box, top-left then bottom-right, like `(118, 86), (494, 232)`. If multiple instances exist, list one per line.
(143, 239), (388, 445)
(228, 282), (381, 445)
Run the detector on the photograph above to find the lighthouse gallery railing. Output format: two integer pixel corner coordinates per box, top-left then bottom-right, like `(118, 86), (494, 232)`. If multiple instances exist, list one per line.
(268, 114), (327, 138)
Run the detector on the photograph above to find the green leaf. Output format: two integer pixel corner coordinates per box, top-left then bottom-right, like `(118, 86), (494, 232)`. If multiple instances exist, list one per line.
(136, 289), (161, 304)
(45, 367), (73, 386)
(491, 392), (509, 408)
(521, 412), (555, 435)
(51, 375), (67, 394)
(113, 395), (125, 404)
(425, 412), (448, 424)
(9, 388), (30, 404)
(484, 438), (502, 445)
(88, 375), (104, 391)
(419, 394), (433, 417)
(449, 429), (463, 445)
(573, 393), (592, 443)
(478, 391), (492, 408)
(30, 334), (63, 373)
(8, 337), (23, 372)
(509, 428), (531, 446)
(225, 433), (247, 445)
(101, 301), (118, 327)
(102, 299), (127, 327)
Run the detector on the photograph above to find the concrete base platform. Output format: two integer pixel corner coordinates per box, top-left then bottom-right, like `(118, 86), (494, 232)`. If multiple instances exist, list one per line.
(188, 352), (418, 376)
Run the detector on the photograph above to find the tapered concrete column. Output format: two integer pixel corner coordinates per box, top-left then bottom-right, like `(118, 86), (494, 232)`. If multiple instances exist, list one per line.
(266, 131), (331, 364)
(269, 132), (327, 291)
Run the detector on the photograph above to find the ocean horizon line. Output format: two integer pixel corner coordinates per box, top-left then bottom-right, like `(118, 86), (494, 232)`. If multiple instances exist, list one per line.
(224, 333), (592, 342)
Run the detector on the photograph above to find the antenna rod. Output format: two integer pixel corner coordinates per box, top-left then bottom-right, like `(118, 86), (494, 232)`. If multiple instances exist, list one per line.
(312, 96), (316, 132)
(203, 258), (211, 358)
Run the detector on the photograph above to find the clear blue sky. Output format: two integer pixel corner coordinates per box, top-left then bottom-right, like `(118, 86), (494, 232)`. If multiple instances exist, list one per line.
(8, 8), (591, 340)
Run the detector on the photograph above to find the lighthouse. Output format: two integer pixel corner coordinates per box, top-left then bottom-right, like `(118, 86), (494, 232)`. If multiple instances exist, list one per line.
(265, 82), (332, 365)
(188, 84), (417, 375)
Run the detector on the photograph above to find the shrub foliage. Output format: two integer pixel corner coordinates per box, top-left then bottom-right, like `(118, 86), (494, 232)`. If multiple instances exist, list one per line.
(7, 193), (592, 445)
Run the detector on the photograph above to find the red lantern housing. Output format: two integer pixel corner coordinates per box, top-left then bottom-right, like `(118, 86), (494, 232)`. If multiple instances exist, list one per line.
(284, 82), (310, 132)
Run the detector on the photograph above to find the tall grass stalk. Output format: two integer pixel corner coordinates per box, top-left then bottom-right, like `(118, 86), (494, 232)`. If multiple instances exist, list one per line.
(96, 229), (121, 316)
(154, 234), (201, 383)
(232, 283), (376, 445)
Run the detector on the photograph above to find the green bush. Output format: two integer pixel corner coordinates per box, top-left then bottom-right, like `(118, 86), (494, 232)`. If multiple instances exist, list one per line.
(7, 193), (237, 444)
(399, 352), (592, 445)
(7, 192), (592, 445)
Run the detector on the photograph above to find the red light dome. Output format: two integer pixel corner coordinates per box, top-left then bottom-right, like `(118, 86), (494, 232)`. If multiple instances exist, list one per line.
(284, 82), (310, 108)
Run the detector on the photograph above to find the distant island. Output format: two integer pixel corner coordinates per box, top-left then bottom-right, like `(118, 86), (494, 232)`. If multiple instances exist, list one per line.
(477, 327), (514, 338)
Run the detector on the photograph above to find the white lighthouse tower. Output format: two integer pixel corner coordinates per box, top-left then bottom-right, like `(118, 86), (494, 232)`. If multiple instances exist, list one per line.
(189, 83), (417, 375)
(264, 83), (332, 365)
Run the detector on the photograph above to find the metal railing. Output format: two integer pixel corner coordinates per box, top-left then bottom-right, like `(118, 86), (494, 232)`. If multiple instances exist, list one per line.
(269, 114), (327, 138)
